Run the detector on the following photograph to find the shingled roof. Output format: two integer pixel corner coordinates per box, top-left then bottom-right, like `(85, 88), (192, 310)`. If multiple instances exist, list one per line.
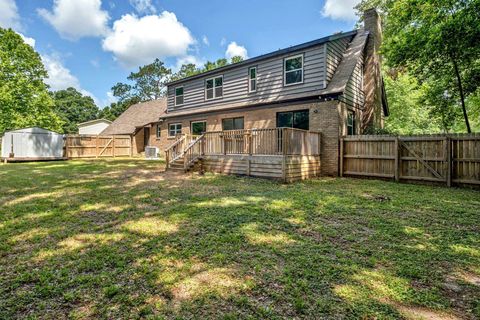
(161, 31), (370, 119)
(101, 98), (166, 135)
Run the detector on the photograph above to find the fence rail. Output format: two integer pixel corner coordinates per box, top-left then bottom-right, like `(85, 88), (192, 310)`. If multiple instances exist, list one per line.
(340, 134), (480, 186)
(65, 135), (132, 158)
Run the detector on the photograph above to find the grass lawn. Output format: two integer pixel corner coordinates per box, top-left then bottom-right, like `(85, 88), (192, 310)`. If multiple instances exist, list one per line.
(0, 159), (479, 319)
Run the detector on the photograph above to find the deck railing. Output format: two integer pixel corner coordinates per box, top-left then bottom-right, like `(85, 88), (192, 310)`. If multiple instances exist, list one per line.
(202, 128), (321, 156)
(165, 128), (321, 169)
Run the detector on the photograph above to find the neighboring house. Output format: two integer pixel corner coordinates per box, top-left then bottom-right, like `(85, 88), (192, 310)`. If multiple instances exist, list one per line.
(144, 9), (388, 176)
(100, 99), (167, 154)
(78, 119), (112, 135)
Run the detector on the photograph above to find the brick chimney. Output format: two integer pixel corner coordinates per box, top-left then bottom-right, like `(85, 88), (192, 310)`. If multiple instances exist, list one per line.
(362, 8), (384, 130)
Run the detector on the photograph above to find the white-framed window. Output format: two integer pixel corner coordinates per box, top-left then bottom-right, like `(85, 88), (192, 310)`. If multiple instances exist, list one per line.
(249, 66), (257, 92)
(168, 123), (182, 137)
(284, 54), (304, 86)
(156, 124), (161, 138)
(205, 76), (223, 100)
(175, 87), (184, 106)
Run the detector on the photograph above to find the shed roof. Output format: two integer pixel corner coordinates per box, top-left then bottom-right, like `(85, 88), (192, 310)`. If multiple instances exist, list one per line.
(101, 98), (167, 135)
(78, 118), (112, 127)
(2, 127), (62, 135)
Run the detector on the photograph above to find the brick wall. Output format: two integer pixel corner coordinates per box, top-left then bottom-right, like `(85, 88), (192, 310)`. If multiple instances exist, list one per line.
(146, 100), (345, 176)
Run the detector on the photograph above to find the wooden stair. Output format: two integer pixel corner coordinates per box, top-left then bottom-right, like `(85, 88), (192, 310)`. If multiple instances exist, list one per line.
(166, 156), (201, 173)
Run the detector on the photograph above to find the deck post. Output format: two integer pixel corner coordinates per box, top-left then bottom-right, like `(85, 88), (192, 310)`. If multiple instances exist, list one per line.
(282, 128), (288, 182)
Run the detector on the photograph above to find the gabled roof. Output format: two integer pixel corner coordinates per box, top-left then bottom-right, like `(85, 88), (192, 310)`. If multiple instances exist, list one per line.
(322, 29), (369, 95)
(167, 30), (359, 87)
(78, 118), (112, 126)
(101, 98), (167, 135)
(161, 30), (370, 119)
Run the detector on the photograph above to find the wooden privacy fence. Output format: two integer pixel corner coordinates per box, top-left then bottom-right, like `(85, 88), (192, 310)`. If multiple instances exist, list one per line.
(65, 135), (132, 158)
(340, 134), (480, 186)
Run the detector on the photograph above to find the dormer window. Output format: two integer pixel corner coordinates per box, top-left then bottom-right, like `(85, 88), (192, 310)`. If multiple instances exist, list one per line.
(284, 54), (303, 86)
(175, 87), (184, 106)
(205, 76), (223, 100)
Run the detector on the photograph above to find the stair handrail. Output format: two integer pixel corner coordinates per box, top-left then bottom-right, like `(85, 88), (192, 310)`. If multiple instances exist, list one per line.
(183, 133), (205, 170)
(165, 135), (187, 168)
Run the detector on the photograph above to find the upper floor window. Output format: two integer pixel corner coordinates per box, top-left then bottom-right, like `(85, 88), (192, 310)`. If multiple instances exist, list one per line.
(284, 55), (303, 86)
(347, 111), (356, 135)
(169, 123), (182, 137)
(156, 124), (161, 138)
(222, 117), (244, 130)
(249, 67), (257, 92)
(205, 76), (223, 100)
(277, 110), (309, 130)
(175, 87), (184, 106)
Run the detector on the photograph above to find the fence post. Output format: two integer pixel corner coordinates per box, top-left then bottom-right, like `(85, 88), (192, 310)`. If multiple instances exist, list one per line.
(112, 136), (116, 158)
(339, 137), (344, 177)
(446, 136), (452, 187)
(95, 136), (99, 158)
(394, 136), (400, 182)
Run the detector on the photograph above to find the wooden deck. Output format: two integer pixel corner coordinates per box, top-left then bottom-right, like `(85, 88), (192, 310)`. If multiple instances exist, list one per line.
(165, 128), (322, 182)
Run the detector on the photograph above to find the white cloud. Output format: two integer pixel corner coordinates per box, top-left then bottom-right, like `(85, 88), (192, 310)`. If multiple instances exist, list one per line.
(0, 0), (36, 47)
(42, 54), (100, 105)
(19, 33), (35, 47)
(321, 0), (360, 21)
(225, 41), (248, 60)
(102, 11), (195, 68)
(202, 35), (209, 46)
(0, 0), (22, 30)
(220, 37), (226, 47)
(38, 0), (109, 40)
(129, 0), (156, 14)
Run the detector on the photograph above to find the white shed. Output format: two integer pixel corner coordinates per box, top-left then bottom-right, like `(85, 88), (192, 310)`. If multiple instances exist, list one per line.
(78, 119), (112, 135)
(1, 127), (64, 160)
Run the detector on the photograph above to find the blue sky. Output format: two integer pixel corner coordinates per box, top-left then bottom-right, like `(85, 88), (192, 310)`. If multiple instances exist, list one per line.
(0, 0), (361, 108)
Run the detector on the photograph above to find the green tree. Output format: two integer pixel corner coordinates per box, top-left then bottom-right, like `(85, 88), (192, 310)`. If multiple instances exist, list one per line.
(230, 56), (244, 64)
(98, 100), (139, 121)
(52, 87), (99, 133)
(0, 28), (63, 133)
(382, 0), (480, 133)
(383, 72), (440, 134)
(112, 58), (172, 105)
(171, 63), (200, 81)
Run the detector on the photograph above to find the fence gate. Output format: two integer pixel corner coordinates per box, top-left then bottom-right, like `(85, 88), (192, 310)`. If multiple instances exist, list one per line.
(340, 134), (480, 187)
(65, 135), (132, 158)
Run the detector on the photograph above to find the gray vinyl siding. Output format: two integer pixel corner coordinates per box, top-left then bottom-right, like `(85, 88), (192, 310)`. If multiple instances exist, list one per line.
(325, 36), (352, 82)
(340, 54), (365, 108)
(167, 44), (327, 112)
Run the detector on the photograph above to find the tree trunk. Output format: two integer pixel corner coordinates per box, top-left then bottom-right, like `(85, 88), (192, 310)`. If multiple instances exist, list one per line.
(451, 55), (471, 133)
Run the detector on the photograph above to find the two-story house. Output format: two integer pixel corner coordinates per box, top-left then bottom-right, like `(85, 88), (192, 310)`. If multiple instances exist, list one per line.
(141, 9), (388, 176)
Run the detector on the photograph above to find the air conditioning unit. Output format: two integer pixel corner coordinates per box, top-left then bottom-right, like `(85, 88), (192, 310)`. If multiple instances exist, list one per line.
(145, 146), (159, 160)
